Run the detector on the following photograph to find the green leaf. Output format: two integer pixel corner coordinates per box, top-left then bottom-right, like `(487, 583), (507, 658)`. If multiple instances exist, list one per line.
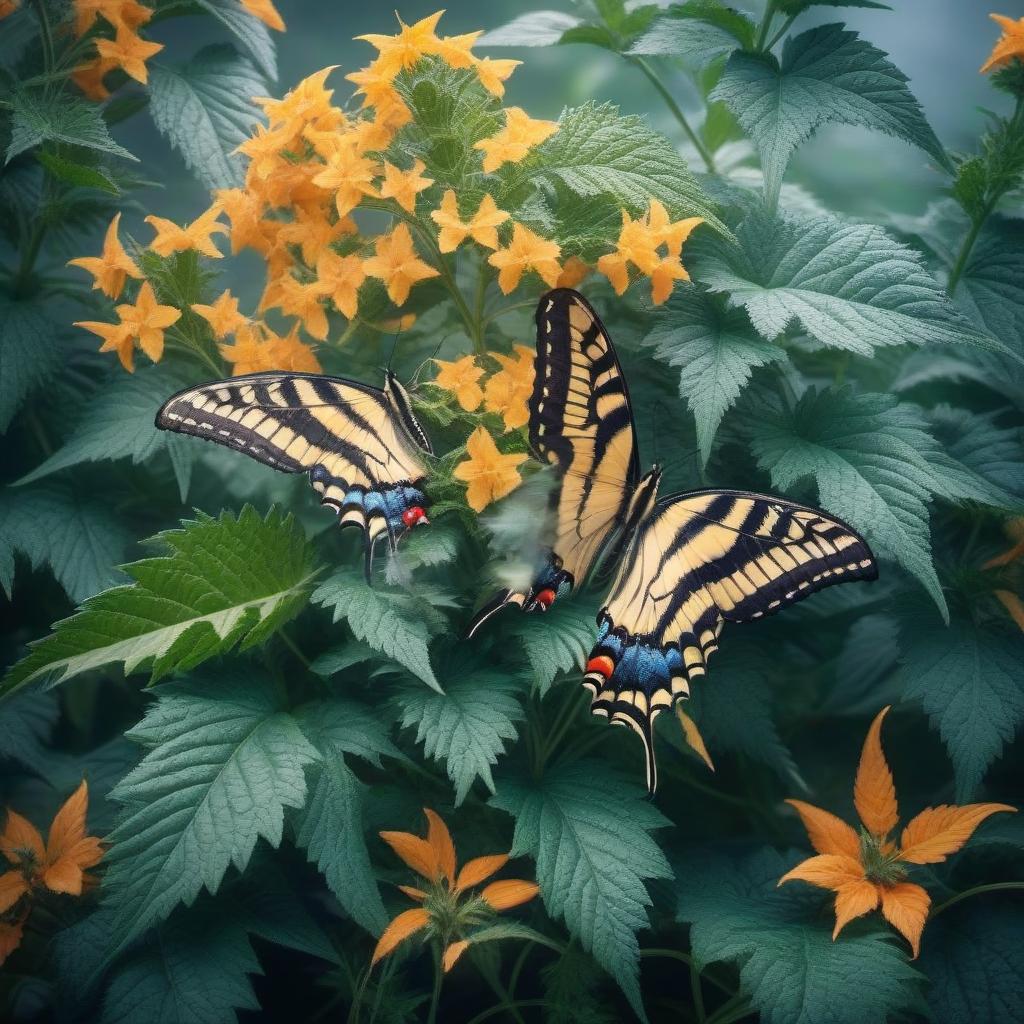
(893, 598), (1024, 801)
(395, 653), (524, 805)
(36, 150), (119, 194)
(311, 569), (445, 692)
(645, 287), (786, 464)
(0, 482), (131, 603)
(918, 902), (1024, 1024)
(710, 24), (949, 205)
(491, 760), (672, 1019)
(0, 690), (57, 771)
(7, 90), (136, 163)
(925, 406), (1024, 498)
(776, 0), (890, 13)
(697, 209), (1012, 358)
(102, 673), (320, 955)
(293, 696), (403, 768)
(478, 11), (583, 46)
(0, 293), (64, 432)
(196, 0), (277, 80)
(677, 847), (922, 1024)
(17, 364), (200, 500)
(629, 1), (756, 61)
(149, 45), (267, 190)
(542, 943), (619, 1024)
(1, 506), (315, 700)
(822, 613), (901, 716)
(505, 599), (596, 695)
(294, 749), (389, 936)
(523, 102), (728, 236)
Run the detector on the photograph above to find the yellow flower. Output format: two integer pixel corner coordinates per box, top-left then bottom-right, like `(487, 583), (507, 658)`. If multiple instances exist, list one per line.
(379, 158), (434, 213)
(363, 223), (440, 306)
(145, 204), (226, 258)
(67, 212), (143, 299)
(981, 13), (1024, 73)
(453, 425), (528, 512)
(72, 0), (151, 37)
(76, 281), (180, 371)
(474, 107), (558, 173)
(240, 0), (283, 32)
(263, 322), (322, 372)
(487, 222), (561, 294)
(345, 61), (410, 125)
(215, 187), (269, 255)
(220, 323), (274, 375)
(556, 255), (590, 289)
(433, 354), (485, 411)
(473, 57), (520, 97)
(310, 140), (380, 217)
(430, 190), (509, 253)
(315, 251), (366, 319)
(71, 56), (118, 101)
(373, 807), (539, 971)
(277, 204), (354, 267)
(191, 290), (246, 340)
(650, 255), (693, 305)
(235, 122), (291, 181)
(356, 10), (446, 77)
(94, 25), (162, 85)
(483, 345), (534, 430)
(780, 706), (1015, 958)
(262, 274), (330, 341)
(256, 67), (344, 145)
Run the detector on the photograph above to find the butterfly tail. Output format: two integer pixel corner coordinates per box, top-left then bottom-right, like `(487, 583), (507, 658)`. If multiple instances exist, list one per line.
(464, 589), (529, 639)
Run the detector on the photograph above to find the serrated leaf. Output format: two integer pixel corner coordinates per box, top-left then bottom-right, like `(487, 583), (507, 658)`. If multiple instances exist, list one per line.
(295, 749), (388, 936)
(196, 0), (276, 80)
(893, 599), (1024, 801)
(505, 599), (595, 695)
(629, 1), (755, 61)
(696, 209), (1009, 358)
(1, 506), (315, 700)
(777, 0), (890, 12)
(0, 690), (57, 771)
(523, 102), (728, 236)
(710, 24), (949, 206)
(149, 45), (266, 190)
(925, 406), (1024, 498)
(0, 482), (131, 602)
(293, 695), (403, 768)
(491, 760), (672, 1019)
(17, 364), (200, 500)
(396, 654), (524, 805)
(676, 847), (922, 1024)
(312, 569), (445, 692)
(7, 90), (136, 163)
(645, 287), (786, 464)
(478, 11), (583, 46)
(0, 293), (64, 432)
(102, 673), (319, 956)
(822, 613), (902, 716)
(36, 150), (119, 193)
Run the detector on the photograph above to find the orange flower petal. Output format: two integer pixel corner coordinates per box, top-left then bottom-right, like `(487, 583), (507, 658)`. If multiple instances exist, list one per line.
(778, 854), (866, 892)
(1, 810), (45, 864)
(899, 803), (1016, 864)
(42, 857), (84, 896)
(676, 707), (715, 772)
(455, 854), (509, 893)
(423, 809), (457, 885)
(442, 939), (470, 972)
(380, 830), (440, 881)
(832, 880), (880, 940)
(480, 879), (539, 911)
(46, 781), (88, 865)
(879, 882), (930, 958)
(371, 907), (430, 965)
(0, 915), (25, 967)
(0, 870), (30, 914)
(786, 799), (861, 860)
(854, 706), (898, 839)
(398, 885), (428, 902)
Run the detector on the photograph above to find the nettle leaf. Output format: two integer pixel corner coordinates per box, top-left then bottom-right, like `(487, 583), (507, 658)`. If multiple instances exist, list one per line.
(103, 673), (320, 955)
(925, 406), (1024, 498)
(0, 690), (57, 772)
(312, 569), (446, 692)
(523, 102), (728, 236)
(822, 613), (902, 716)
(395, 655), (524, 805)
(36, 150), (119, 194)
(196, 0), (276, 80)
(893, 599), (1024, 801)
(7, 90), (136, 163)
(695, 209), (1009, 357)
(491, 760), (672, 1019)
(0, 482), (131, 603)
(294, 749), (388, 936)
(629, 1), (756, 62)
(293, 696), (403, 768)
(677, 847), (922, 1024)
(710, 24), (949, 205)
(149, 45), (266, 190)
(478, 10), (583, 47)
(1, 506), (315, 699)
(17, 364), (200, 500)
(505, 599), (596, 695)
(645, 287), (786, 464)
(776, 0), (890, 13)
(0, 293), (64, 432)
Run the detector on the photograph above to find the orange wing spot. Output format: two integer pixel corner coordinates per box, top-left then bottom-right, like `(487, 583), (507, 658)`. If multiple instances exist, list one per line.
(585, 655), (615, 680)
(534, 588), (556, 608)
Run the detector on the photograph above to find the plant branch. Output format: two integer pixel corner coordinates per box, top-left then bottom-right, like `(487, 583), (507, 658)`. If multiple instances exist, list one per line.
(754, 0), (778, 51)
(930, 881), (1024, 919)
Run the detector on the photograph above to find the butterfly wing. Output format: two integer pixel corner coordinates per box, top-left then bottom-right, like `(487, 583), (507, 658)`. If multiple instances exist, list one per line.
(467, 288), (641, 634)
(156, 371), (432, 574)
(583, 490), (878, 791)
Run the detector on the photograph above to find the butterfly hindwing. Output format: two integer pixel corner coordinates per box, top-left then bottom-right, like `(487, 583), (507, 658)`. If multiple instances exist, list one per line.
(156, 370), (432, 574)
(583, 490), (878, 791)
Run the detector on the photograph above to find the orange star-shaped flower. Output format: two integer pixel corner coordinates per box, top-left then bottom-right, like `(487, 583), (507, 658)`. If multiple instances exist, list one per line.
(981, 14), (1024, 73)
(487, 222), (561, 294)
(379, 158), (434, 214)
(453, 425), (528, 511)
(215, 187), (271, 255)
(430, 190), (509, 253)
(74, 320), (136, 371)
(474, 107), (558, 173)
(277, 204), (354, 266)
(257, 67), (344, 141)
(71, 0), (151, 37)
(220, 323), (274, 375)
(262, 274), (330, 341)
(356, 10), (446, 77)
(67, 212), (143, 299)
(114, 281), (181, 364)
(483, 345), (534, 430)
(95, 26), (163, 85)
(191, 289), (247, 340)
(555, 256), (590, 289)
(71, 56), (118, 101)
(241, 0), (284, 32)
(363, 223), (439, 307)
(373, 807), (538, 971)
(263, 322), (322, 372)
(315, 251), (366, 319)
(473, 57), (520, 97)
(779, 706), (1015, 958)
(433, 354), (485, 412)
(145, 204), (226, 258)
(310, 140), (380, 217)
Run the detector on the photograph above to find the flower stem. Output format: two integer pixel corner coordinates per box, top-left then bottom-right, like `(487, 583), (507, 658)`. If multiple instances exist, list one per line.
(754, 0), (778, 51)
(640, 949), (733, 998)
(691, 958), (707, 1022)
(765, 14), (796, 51)
(628, 56), (716, 174)
(930, 881), (1024, 919)
(464, 1001), (548, 1024)
(426, 950), (443, 1024)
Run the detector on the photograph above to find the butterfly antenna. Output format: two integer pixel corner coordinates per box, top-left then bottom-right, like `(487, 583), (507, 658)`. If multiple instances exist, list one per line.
(410, 331), (453, 388)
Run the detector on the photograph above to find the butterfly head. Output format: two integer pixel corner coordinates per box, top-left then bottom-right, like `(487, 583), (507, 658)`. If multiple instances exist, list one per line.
(402, 505), (430, 529)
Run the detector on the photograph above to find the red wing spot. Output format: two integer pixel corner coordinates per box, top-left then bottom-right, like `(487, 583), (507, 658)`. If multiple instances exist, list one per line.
(585, 655), (615, 680)
(534, 588), (556, 608)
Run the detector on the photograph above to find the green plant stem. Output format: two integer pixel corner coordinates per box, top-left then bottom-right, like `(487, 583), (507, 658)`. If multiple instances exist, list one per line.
(640, 949), (733, 998)
(426, 950), (443, 1024)
(31, 0), (57, 79)
(930, 881), (1024, 918)
(465, 1001), (548, 1024)
(754, 0), (777, 51)
(708, 1002), (755, 1024)
(540, 686), (583, 764)
(691, 958), (707, 1023)
(472, 259), (489, 352)
(629, 56), (716, 174)
(764, 14), (796, 51)
(481, 300), (536, 326)
(279, 629), (311, 669)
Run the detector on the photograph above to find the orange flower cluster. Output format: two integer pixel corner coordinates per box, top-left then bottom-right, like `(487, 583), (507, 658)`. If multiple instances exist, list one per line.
(981, 13), (1024, 73)
(1, 782), (103, 966)
(70, 0), (161, 99)
(373, 808), (538, 972)
(780, 707), (1015, 957)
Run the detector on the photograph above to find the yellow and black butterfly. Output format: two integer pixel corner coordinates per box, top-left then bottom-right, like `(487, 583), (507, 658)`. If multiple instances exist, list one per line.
(156, 370), (433, 576)
(468, 289), (878, 792)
